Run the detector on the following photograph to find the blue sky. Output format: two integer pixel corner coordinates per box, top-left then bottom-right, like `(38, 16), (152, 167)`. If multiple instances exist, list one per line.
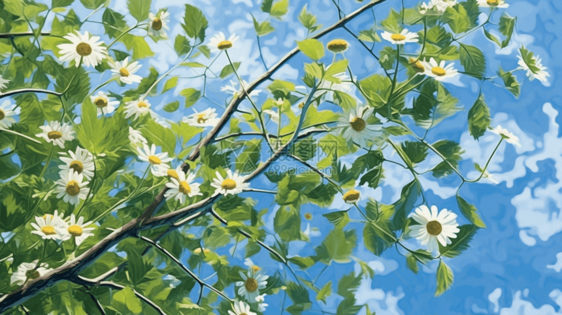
(33, 0), (562, 313)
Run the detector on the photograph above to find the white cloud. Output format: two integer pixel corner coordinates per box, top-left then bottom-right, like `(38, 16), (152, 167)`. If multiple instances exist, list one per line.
(491, 289), (562, 315)
(547, 253), (562, 272)
(355, 277), (405, 315)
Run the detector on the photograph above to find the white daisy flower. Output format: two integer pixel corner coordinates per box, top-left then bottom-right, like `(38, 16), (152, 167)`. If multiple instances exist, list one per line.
(154, 164), (181, 179)
(409, 205), (460, 252)
(336, 105), (381, 147)
(208, 32), (239, 51)
(128, 127), (147, 146)
(228, 301), (256, 315)
(36, 121), (75, 148)
(40, 210), (67, 228)
(10, 260), (51, 285)
(61, 214), (95, 246)
(57, 31), (107, 67)
(164, 169), (202, 204)
(124, 98), (152, 121)
(211, 169), (249, 196)
(263, 109), (280, 124)
(491, 125), (520, 147)
(256, 294), (268, 312)
(110, 57), (142, 84)
(221, 80), (261, 98)
(420, 0), (457, 14)
(477, 0), (508, 8)
(90, 91), (119, 116)
(182, 108), (220, 127)
(55, 170), (90, 206)
(137, 144), (172, 175)
(0, 75), (9, 91)
(59, 147), (95, 180)
(517, 50), (550, 84)
(381, 29), (419, 45)
(30, 215), (67, 241)
(421, 58), (459, 82)
(0, 100), (17, 128)
(147, 11), (170, 39)
(236, 270), (268, 302)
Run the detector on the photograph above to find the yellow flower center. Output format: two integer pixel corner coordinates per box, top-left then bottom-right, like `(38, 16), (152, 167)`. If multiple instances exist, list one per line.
(0, 109), (4, 120)
(194, 248), (210, 255)
(391, 34), (406, 41)
(26, 270), (41, 280)
(426, 220), (443, 236)
(151, 18), (163, 31)
(221, 178), (237, 190)
(76, 42), (92, 56)
(298, 102), (305, 109)
(179, 181), (192, 195)
(217, 40), (233, 50)
(148, 155), (161, 165)
(350, 117), (366, 132)
(197, 113), (207, 124)
(94, 97), (108, 108)
(41, 225), (56, 235)
(251, 265), (260, 273)
(68, 224), (83, 236)
(327, 39), (349, 53)
(47, 131), (63, 140)
(431, 66), (447, 76)
(66, 180), (81, 196)
(244, 277), (258, 293)
(343, 189), (360, 203)
(167, 169), (179, 180)
(137, 101), (148, 108)
(304, 213), (313, 220)
(119, 67), (130, 77)
(486, 0), (499, 5)
(69, 160), (84, 174)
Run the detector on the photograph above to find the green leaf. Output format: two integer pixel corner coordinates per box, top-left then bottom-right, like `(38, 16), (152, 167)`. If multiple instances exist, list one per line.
(270, 0), (289, 19)
(358, 29), (381, 43)
(179, 88), (201, 107)
(162, 76), (178, 94)
(359, 74), (392, 108)
(121, 34), (154, 59)
(79, 0), (105, 10)
(315, 228), (356, 264)
(468, 94), (491, 140)
(381, 8), (402, 33)
(322, 210), (350, 229)
(459, 44), (486, 78)
(406, 254), (419, 274)
(457, 195), (486, 228)
(519, 46), (541, 74)
(392, 180), (422, 231)
(219, 62), (241, 78)
(139, 119), (176, 156)
(438, 224), (478, 258)
(163, 100), (180, 113)
(443, 4), (471, 34)
(337, 272), (361, 298)
(52, 0), (75, 7)
(431, 140), (464, 178)
(127, 0), (151, 22)
(483, 28), (502, 47)
(261, 0), (273, 13)
(102, 8), (127, 39)
(363, 220), (395, 256)
(113, 287), (143, 314)
(298, 5), (321, 32)
(252, 16), (275, 37)
(499, 13), (516, 48)
(274, 205), (303, 242)
(498, 67), (520, 98)
(182, 4), (208, 42)
(297, 39), (325, 60)
(401, 141), (429, 165)
(435, 260), (454, 296)
(174, 35), (191, 56)
(316, 281), (332, 303)
(324, 60), (348, 82)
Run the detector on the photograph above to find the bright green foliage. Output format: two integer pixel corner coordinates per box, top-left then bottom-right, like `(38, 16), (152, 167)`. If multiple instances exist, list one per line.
(0, 0), (537, 313)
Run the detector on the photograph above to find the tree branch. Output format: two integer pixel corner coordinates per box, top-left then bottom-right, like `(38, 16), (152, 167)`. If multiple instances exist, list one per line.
(0, 88), (62, 100)
(0, 32), (51, 38)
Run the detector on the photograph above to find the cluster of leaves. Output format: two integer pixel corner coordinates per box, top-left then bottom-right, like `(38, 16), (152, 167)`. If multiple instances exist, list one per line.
(0, 0), (540, 314)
